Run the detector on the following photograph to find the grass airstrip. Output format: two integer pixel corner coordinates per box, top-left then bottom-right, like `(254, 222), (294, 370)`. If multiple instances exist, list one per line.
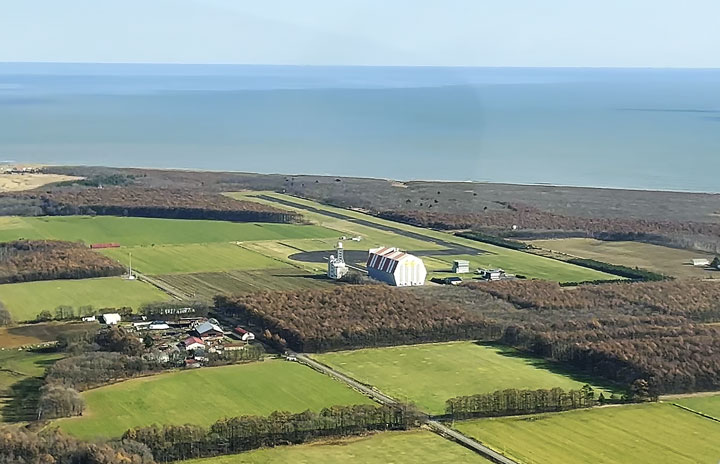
(314, 342), (611, 415)
(456, 403), (720, 464)
(183, 430), (485, 464)
(57, 359), (374, 439)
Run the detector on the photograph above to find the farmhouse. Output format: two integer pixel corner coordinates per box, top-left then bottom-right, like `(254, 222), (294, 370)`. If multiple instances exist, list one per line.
(366, 247), (427, 286)
(184, 336), (205, 351)
(234, 327), (255, 341)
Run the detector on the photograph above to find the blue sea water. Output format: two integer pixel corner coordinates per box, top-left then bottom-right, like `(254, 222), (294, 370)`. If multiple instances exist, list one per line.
(1, 63), (719, 192)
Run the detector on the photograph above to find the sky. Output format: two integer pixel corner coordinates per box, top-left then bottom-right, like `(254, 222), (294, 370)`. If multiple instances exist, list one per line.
(1, 0), (719, 67)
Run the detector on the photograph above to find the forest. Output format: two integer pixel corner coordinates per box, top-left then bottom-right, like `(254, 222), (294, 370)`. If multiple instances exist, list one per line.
(0, 240), (125, 285)
(0, 188), (301, 223)
(214, 286), (497, 352)
(124, 404), (416, 462)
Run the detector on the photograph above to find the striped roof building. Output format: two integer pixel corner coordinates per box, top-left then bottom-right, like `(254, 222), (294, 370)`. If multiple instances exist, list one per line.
(366, 247), (426, 287)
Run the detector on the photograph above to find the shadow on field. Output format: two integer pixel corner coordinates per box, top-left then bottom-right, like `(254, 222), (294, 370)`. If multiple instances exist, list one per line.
(474, 341), (624, 395)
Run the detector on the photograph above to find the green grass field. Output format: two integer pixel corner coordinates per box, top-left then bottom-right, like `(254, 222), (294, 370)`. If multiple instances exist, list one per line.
(529, 238), (716, 279)
(456, 403), (720, 464)
(155, 268), (332, 300)
(183, 430), (484, 464)
(101, 243), (291, 275)
(57, 360), (374, 439)
(675, 394), (720, 419)
(230, 192), (620, 283)
(0, 216), (338, 246)
(0, 350), (63, 422)
(0, 277), (169, 321)
(314, 342), (611, 415)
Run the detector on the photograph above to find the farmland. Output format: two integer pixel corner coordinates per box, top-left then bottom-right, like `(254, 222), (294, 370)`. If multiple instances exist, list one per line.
(156, 268), (332, 300)
(675, 394), (720, 419)
(529, 237), (717, 279)
(0, 277), (169, 321)
(455, 403), (720, 464)
(314, 342), (611, 414)
(0, 322), (99, 348)
(101, 243), (291, 275)
(57, 360), (374, 439)
(0, 216), (337, 246)
(0, 349), (63, 421)
(183, 430), (485, 464)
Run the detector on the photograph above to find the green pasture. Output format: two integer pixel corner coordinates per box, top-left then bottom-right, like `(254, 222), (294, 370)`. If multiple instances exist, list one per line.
(57, 359), (374, 439)
(675, 394), (720, 419)
(0, 216), (337, 246)
(0, 277), (169, 322)
(183, 430), (484, 464)
(0, 350), (63, 422)
(101, 243), (290, 275)
(456, 403), (720, 464)
(314, 342), (611, 415)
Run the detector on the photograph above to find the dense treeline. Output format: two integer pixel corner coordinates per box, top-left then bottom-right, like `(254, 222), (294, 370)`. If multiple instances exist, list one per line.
(0, 188), (301, 223)
(456, 231), (529, 250)
(0, 240), (125, 284)
(124, 404), (416, 463)
(0, 427), (155, 464)
(566, 258), (668, 281)
(445, 386), (597, 419)
(214, 286), (496, 352)
(377, 204), (720, 252)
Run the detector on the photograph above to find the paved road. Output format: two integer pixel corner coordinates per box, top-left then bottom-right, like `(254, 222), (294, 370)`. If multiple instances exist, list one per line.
(256, 195), (488, 257)
(294, 352), (519, 464)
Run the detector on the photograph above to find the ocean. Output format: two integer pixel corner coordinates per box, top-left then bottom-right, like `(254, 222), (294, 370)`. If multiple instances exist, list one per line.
(1, 63), (719, 192)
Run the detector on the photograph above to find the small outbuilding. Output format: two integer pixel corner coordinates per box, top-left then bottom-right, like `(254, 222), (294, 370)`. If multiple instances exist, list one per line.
(149, 321), (170, 331)
(234, 327), (255, 341)
(692, 258), (711, 267)
(101, 313), (122, 325)
(452, 259), (470, 274)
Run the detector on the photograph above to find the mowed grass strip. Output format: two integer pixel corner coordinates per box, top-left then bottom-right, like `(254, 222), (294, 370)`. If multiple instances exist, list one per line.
(675, 394), (720, 419)
(57, 360), (375, 439)
(101, 243), (290, 275)
(0, 277), (169, 322)
(0, 216), (338, 246)
(456, 403), (720, 464)
(182, 430), (485, 464)
(314, 342), (609, 415)
(156, 269), (332, 300)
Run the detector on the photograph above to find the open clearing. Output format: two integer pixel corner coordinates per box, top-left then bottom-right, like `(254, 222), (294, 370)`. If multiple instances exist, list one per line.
(456, 403), (720, 464)
(183, 430), (484, 464)
(0, 172), (81, 192)
(101, 243), (291, 275)
(0, 277), (169, 322)
(232, 192), (620, 283)
(314, 342), (611, 415)
(529, 238), (717, 279)
(0, 216), (337, 246)
(156, 268), (332, 300)
(675, 394), (720, 419)
(0, 349), (62, 422)
(57, 359), (374, 439)
(0, 322), (99, 348)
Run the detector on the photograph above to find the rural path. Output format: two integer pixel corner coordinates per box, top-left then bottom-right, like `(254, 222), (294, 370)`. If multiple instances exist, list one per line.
(255, 194), (488, 257)
(136, 272), (190, 300)
(294, 352), (519, 464)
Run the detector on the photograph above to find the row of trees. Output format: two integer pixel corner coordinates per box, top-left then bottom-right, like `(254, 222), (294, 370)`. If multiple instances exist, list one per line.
(566, 258), (668, 281)
(0, 240), (125, 285)
(4, 188), (301, 223)
(445, 386), (597, 419)
(35, 304), (133, 323)
(214, 286), (497, 352)
(124, 404), (418, 462)
(0, 427), (154, 464)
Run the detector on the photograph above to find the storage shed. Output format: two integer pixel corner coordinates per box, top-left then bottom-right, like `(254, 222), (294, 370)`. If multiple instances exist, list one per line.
(452, 259), (470, 273)
(366, 247), (426, 286)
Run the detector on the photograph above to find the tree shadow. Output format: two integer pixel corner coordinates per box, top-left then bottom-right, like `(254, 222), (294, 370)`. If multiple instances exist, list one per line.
(2, 376), (43, 422)
(473, 341), (625, 395)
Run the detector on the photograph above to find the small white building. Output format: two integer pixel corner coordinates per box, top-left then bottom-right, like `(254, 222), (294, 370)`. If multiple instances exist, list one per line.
(477, 268), (505, 281)
(692, 258), (711, 267)
(366, 247), (426, 286)
(81, 316), (96, 322)
(149, 321), (170, 331)
(234, 327), (255, 341)
(101, 313), (122, 325)
(452, 259), (470, 274)
(327, 242), (349, 280)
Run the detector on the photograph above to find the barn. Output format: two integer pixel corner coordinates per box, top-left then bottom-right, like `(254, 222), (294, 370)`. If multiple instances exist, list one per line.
(366, 247), (427, 286)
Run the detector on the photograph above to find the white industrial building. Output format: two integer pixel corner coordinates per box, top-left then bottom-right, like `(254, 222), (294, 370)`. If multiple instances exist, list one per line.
(366, 247), (427, 286)
(327, 242), (349, 279)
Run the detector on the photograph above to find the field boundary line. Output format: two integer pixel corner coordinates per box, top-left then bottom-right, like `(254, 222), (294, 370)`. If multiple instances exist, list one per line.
(136, 272), (189, 300)
(669, 403), (720, 424)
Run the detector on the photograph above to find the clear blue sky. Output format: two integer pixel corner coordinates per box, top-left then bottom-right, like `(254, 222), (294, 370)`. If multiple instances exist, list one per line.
(2, 0), (718, 67)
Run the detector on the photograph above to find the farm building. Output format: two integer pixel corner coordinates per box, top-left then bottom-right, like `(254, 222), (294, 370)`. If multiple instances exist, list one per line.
(234, 327), (255, 341)
(194, 320), (224, 339)
(101, 313), (122, 325)
(184, 336), (205, 351)
(477, 268), (506, 281)
(224, 342), (246, 351)
(366, 247), (427, 286)
(452, 259), (470, 273)
(149, 321), (170, 331)
(692, 258), (711, 267)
